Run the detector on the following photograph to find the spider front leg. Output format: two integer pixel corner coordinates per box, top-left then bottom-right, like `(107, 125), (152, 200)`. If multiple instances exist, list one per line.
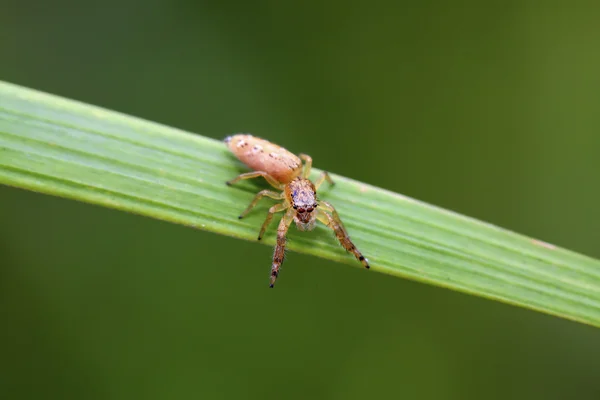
(316, 205), (370, 269)
(226, 171), (284, 190)
(270, 208), (294, 288)
(238, 190), (284, 219)
(258, 202), (288, 240)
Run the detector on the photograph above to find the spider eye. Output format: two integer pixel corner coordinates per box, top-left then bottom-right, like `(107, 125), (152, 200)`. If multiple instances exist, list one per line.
(313, 204), (318, 208)
(297, 208), (305, 213)
(306, 207), (314, 213)
(293, 205), (298, 209)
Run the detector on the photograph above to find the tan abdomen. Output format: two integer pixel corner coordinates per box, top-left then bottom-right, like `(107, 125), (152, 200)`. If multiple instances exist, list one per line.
(226, 134), (303, 183)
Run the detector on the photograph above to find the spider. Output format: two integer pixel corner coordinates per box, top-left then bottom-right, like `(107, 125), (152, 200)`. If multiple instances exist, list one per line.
(225, 134), (369, 287)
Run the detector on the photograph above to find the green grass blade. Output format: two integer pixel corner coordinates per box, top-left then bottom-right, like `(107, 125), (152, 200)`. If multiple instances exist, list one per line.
(1, 80), (599, 327)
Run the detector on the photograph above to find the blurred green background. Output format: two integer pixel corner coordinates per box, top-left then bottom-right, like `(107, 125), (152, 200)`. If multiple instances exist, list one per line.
(2, 1), (600, 399)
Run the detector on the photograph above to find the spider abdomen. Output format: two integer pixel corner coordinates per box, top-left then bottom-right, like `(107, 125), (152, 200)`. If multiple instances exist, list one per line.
(225, 134), (303, 184)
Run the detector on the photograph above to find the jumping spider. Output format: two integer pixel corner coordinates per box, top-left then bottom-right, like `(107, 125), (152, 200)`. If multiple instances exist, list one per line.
(225, 134), (369, 287)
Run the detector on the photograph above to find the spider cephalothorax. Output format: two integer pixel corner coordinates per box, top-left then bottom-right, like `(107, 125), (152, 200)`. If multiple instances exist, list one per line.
(287, 178), (318, 230)
(225, 134), (369, 287)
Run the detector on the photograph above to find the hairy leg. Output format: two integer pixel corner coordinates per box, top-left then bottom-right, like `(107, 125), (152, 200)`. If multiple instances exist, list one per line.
(299, 153), (313, 178)
(238, 190), (284, 219)
(270, 208), (295, 287)
(258, 203), (289, 240)
(226, 171), (284, 190)
(316, 209), (370, 269)
(318, 201), (346, 230)
(313, 171), (334, 190)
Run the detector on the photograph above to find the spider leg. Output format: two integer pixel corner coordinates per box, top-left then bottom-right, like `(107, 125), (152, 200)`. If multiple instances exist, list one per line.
(226, 171), (284, 190)
(270, 208), (295, 288)
(258, 202), (289, 240)
(238, 190), (284, 219)
(313, 171), (334, 190)
(299, 153), (312, 178)
(316, 208), (369, 269)
(298, 153), (333, 189)
(318, 201), (346, 230)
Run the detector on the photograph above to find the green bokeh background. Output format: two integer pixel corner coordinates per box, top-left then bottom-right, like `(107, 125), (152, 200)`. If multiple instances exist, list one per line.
(2, 1), (600, 399)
